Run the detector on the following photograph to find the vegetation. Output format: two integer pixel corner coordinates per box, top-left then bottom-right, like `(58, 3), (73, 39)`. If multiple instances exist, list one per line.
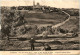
(0, 6), (79, 50)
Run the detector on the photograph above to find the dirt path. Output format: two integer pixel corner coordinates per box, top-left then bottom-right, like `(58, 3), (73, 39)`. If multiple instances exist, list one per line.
(52, 10), (70, 28)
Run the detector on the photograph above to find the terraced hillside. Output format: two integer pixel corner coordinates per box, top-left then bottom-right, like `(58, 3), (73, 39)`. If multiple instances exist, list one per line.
(0, 8), (79, 51)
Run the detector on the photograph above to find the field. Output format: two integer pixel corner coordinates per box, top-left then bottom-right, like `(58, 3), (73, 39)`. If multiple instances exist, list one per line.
(0, 8), (79, 51)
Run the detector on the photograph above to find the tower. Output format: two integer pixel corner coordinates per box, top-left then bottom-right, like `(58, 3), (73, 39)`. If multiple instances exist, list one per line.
(37, 3), (40, 6)
(33, 0), (35, 6)
(33, 0), (35, 10)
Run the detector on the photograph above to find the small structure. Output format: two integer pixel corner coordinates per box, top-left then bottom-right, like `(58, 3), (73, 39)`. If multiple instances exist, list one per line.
(33, 0), (42, 11)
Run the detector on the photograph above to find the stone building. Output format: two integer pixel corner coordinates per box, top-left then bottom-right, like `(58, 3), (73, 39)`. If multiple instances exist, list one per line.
(33, 0), (42, 10)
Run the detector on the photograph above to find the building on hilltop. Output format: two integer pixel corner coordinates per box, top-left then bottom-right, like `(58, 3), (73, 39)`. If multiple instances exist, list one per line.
(33, 0), (42, 11)
(32, 0), (53, 13)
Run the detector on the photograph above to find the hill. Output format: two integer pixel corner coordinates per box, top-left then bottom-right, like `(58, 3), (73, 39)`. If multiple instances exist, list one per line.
(0, 7), (79, 50)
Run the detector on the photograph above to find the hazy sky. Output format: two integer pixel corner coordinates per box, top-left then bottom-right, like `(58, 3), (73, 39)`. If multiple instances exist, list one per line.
(1, 0), (79, 8)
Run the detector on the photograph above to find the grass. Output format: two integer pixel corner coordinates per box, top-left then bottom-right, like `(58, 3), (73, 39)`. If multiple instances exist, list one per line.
(24, 12), (67, 25)
(60, 16), (79, 32)
(0, 10), (79, 51)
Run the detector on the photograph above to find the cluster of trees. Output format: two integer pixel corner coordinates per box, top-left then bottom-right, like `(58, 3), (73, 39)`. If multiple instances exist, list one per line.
(11, 6), (33, 10)
(1, 8), (27, 39)
(10, 6), (61, 13)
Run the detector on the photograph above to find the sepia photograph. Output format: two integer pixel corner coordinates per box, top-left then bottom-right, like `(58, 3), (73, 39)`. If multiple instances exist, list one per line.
(0, 0), (79, 51)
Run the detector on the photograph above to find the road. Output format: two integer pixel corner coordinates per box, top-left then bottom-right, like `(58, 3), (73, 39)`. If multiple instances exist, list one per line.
(52, 10), (70, 28)
(40, 10), (71, 36)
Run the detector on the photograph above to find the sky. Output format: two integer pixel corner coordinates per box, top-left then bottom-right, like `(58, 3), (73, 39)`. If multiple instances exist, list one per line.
(1, 0), (80, 8)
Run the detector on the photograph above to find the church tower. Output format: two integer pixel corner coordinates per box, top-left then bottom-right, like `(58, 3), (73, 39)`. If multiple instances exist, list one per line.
(33, 0), (35, 10)
(33, 0), (35, 6)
